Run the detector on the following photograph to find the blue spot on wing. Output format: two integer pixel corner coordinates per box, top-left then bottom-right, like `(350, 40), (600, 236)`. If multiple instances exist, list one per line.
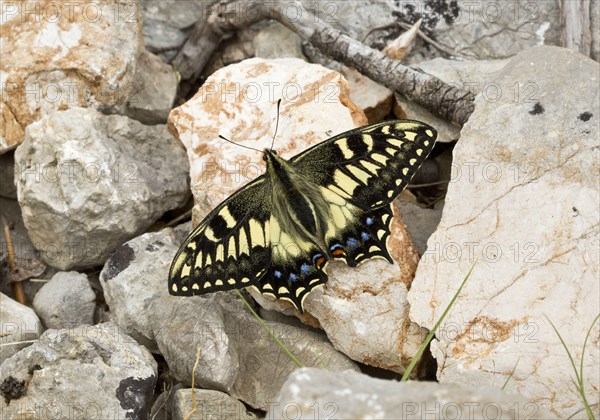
(346, 237), (359, 249)
(300, 263), (311, 275)
(366, 217), (374, 226)
(289, 273), (299, 282)
(361, 232), (371, 241)
(274, 270), (282, 279)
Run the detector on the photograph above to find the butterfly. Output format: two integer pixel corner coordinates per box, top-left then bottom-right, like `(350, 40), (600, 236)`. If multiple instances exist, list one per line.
(169, 119), (437, 311)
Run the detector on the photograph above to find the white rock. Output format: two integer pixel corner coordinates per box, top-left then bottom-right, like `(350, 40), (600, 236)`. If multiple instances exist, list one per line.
(0, 323), (157, 419)
(32, 271), (95, 329)
(141, 0), (213, 61)
(341, 67), (393, 124)
(0, 0), (143, 152)
(412, 0), (561, 60)
(14, 107), (190, 270)
(269, 368), (551, 419)
(124, 50), (178, 125)
(408, 46), (599, 418)
(0, 293), (43, 364)
(253, 22), (305, 60)
(168, 58), (425, 372)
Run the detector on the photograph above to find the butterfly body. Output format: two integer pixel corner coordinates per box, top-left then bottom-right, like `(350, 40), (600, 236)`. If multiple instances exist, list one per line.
(169, 120), (437, 311)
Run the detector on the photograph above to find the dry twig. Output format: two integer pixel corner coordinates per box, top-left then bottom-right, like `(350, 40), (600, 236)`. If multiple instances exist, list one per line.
(1, 215), (26, 304)
(184, 347), (202, 420)
(173, 0), (475, 126)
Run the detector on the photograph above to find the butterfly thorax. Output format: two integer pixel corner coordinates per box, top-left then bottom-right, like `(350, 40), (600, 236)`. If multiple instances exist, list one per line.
(263, 149), (331, 247)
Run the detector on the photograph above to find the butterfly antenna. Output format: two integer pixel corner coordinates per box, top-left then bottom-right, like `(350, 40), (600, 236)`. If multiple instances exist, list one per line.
(218, 135), (262, 153)
(270, 99), (282, 150)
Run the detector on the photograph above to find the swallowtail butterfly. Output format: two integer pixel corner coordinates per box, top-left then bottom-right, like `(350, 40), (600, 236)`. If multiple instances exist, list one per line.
(169, 119), (437, 311)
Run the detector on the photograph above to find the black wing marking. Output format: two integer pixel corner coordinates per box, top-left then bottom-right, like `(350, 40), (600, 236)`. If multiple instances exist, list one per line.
(290, 120), (437, 210)
(168, 177), (272, 296)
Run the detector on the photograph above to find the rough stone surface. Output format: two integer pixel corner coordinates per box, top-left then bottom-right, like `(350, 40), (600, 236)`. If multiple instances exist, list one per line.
(100, 227), (358, 410)
(0, 293), (43, 364)
(168, 57), (425, 372)
(408, 46), (599, 418)
(269, 368), (551, 419)
(171, 389), (257, 420)
(396, 58), (510, 143)
(100, 228), (185, 351)
(124, 50), (177, 125)
(341, 67), (393, 124)
(0, 323), (157, 420)
(14, 107), (189, 270)
(141, 0), (217, 62)
(0, 0), (143, 152)
(253, 22), (305, 60)
(396, 200), (443, 255)
(593, 0), (600, 62)
(406, 0), (561, 61)
(32, 271), (95, 329)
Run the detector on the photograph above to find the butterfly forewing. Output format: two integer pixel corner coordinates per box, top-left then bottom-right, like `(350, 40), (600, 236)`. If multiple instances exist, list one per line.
(168, 177), (272, 295)
(291, 120), (437, 210)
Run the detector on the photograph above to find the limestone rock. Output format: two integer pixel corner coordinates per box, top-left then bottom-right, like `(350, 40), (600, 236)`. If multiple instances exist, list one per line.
(0, 323), (157, 420)
(396, 200), (443, 255)
(171, 389), (257, 420)
(341, 67), (393, 124)
(0, 293), (43, 364)
(125, 50), (178, 125)
(0, 0), (143, 152)
(395, 0), (561, 62)
(253, 22), (305, 60)
(100, 227), (359, 410)
(141, 0), (217, 62)
(14, 107), (190, 270)
(100, 229), (185, 351)
(269, 368), (551, 419)
(32, 271), (95, 329)
(408, 46), (599, 418)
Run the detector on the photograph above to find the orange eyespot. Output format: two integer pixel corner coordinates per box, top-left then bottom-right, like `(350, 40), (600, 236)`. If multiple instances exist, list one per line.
(332, 249), (346, 257)
(315, 256), (326, 268)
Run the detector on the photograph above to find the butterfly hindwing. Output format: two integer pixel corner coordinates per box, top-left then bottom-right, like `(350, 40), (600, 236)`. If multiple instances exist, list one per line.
(291, 120), (437, 210)
(324, 203), (395, 267)
(169, 177), (272, 296)
(256, 221), (329, 309)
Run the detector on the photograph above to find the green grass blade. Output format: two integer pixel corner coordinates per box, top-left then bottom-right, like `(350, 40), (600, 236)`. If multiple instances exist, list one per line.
(501, 357), (520, 391)
(579, 314), (600, 420)
(545, 314), (598, 420)
(235, 290), (304, 368)
(401, 261), (477, 382)
(544, 315), (580, 383)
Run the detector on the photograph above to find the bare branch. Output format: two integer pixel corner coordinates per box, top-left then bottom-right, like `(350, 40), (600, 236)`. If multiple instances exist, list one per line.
(173, 0), (475, 126)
